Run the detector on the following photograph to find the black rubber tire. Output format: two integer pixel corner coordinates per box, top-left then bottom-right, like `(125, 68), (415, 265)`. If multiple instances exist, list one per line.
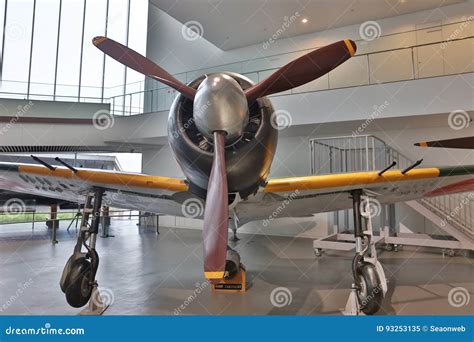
(59, 255), (76, 293)
(356, 262), (383, 315)
(65, 258), (93, 308)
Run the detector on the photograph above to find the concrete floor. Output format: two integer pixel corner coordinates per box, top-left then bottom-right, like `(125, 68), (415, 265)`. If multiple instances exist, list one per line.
(0, 218), (472, 315)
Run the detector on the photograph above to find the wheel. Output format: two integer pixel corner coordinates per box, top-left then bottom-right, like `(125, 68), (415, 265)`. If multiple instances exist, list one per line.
(65, 258), (93, 308)
(314, 248), (323, 257)
(224, 249), (241, 279)
(59, 255), (75, 293)
(384, 244), (393, 251)
(356, 262), (383, 315)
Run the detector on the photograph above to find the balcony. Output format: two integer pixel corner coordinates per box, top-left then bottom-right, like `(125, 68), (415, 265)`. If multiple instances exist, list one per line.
(1, 20), (472, 118)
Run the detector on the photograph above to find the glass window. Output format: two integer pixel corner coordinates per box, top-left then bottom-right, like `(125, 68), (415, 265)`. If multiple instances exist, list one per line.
(79, 0), (107, 101)
(103, 0), (128, 112)
(125, 0), (148, 114)
(29, 0), (60, 99)
(0, 0), (34, 95)
(0, 0), (147, 105)
(0, 0), (6, 82)
(55, 0), (84, 100)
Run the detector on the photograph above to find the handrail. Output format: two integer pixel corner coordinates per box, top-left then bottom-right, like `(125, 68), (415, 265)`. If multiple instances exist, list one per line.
(310, 135), (473, 232)
(107, 34), (474, 101)
(109, 34), (474, 116)
(1, 20), (473, 115)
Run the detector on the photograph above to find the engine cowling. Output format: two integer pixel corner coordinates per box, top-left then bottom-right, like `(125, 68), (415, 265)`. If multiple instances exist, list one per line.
(168, 72), (278, 198)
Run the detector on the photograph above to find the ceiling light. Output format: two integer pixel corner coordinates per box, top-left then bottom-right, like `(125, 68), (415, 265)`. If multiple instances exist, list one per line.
(302, 18), (308, 24)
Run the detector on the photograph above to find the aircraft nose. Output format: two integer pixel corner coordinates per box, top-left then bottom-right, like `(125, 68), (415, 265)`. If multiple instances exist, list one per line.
(193, 73), (249, 143)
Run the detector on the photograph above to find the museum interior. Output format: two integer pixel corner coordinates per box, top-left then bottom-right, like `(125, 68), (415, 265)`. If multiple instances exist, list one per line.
(0, 0), (472, 317)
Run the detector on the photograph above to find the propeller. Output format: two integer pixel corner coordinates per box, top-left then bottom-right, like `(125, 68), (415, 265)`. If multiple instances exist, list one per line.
(92, 36), (358, 281)
(92, 36), (196, 100)
(415, 136), (474, 149)
(245, 39), (356, 103)
(202, 131), (229, 281)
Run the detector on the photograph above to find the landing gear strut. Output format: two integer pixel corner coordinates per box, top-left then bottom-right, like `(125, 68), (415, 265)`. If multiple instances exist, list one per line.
(60, 189), (109, 314)
(343, 190), (387, 315)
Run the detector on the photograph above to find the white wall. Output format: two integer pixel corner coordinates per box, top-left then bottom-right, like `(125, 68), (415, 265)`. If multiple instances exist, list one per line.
(0, 98), (108, 119)
(146, 1), (474, 75)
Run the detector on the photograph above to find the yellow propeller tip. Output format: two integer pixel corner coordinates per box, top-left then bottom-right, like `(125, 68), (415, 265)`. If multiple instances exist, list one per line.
(93, 36), (107, 46)
(204, 271), (225, 279)
(344, 39), (357, 57)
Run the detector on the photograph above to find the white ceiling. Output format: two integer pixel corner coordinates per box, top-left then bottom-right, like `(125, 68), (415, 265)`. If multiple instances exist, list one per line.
(151, 0), (466, 50)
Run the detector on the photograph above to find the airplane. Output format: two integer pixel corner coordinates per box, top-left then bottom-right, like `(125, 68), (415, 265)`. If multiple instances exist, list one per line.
(0, 36), (473, 315)
(415, 136), (474, 149)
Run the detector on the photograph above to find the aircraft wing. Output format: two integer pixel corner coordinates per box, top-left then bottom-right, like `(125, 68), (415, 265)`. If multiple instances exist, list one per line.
(0, 162), (200, 217)
(234, 165), (474, 224)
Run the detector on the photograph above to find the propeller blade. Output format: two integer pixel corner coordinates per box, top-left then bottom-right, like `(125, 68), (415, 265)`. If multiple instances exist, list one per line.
(415, 136), (474, 149)
(202, 131), (229, 281)
(93, 36), (196, 100)
(245, 39), (356, 103)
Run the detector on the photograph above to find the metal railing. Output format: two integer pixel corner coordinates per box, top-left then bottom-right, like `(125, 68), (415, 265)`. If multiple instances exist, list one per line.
(310, 135), (473, 234)
(1, 20), (473, 117)
(109, 35), (473, 116)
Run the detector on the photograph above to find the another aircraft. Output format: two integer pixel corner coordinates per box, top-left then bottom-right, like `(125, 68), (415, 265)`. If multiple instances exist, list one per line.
(415, 136), (474, 149)
(0, 37), (472, 315)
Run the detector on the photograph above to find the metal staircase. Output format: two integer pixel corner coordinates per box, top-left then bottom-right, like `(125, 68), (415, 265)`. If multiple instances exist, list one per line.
(310, 135), (473, 252)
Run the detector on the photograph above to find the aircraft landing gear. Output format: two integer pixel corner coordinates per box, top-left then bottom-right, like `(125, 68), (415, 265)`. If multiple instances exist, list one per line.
(343, 190), (387, 315)
(212, 247), (247, 292)
(60, 189), (109, 314)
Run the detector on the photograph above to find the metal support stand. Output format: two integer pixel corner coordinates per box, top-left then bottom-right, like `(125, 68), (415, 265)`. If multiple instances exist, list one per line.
(342, 284), (364, 316)
(100, 207), (114, 238)
(66, 212), (82, 232)
(52, 219), (58, 244)
(231, 228), (239, 241)
(79, 285), (109, 315)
